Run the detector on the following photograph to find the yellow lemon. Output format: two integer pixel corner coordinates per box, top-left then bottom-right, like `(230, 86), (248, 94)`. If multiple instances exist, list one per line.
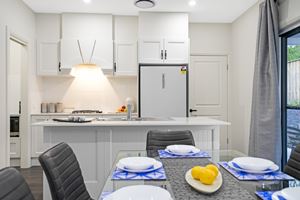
(191, 166), (205, 180)
(199, 168), (216, 185)
(206, 164), (219, 177)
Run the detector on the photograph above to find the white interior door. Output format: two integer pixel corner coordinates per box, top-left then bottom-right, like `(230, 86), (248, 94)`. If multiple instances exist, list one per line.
(189, 56), (228, 149)
(138, 38), (164, 64)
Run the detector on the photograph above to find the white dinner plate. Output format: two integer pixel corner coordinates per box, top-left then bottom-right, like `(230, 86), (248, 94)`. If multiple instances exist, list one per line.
(228, 161), (279, 174)
(166, 145), (200, 156)
(116, 160), (163, 173)
(185, 169), (223, 194)
(118, 157), (156, 170)
(232, 157), (274, 171)
(271, 191), (284, 200)
(104, 185), (172, 200)
(281, 187), (300, 200)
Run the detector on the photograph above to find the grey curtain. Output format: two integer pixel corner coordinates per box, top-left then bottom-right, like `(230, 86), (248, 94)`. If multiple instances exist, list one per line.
(249, 0), (281, 165)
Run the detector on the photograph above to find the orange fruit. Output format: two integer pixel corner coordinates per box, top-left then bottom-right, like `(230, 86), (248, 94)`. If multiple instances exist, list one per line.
(191, 166), (205, 180)
(199, 168), (216, 185)
(206, 164), (219, 177)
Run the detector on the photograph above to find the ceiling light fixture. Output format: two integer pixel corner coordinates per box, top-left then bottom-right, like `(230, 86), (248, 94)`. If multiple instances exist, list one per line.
(83, 0), (92, 4)
(135, 0), (155, 9)
(188, 0), (196, 7)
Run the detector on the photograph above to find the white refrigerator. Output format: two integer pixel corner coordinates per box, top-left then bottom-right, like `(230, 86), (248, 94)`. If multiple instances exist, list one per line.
(139, 65), (188, 117)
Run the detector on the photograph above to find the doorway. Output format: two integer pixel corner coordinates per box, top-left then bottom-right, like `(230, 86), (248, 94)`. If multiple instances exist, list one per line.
(8, 37), (28, 167)
(189, 55), (228, 149)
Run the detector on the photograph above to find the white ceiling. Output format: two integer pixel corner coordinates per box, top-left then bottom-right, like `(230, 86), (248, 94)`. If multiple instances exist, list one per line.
(22, 0), (258, 23)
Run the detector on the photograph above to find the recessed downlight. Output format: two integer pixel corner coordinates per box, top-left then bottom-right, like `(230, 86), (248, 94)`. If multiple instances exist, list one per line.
(135, 0), (155, 9)
(83, 0), (92, 4)
(189, 0), (196, 7)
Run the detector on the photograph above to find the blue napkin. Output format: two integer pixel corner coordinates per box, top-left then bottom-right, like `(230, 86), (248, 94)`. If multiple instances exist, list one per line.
(256, 191), (286, 200)
(218, 162), (294, 181)
(112, 166), (167, 180)
(158, 149), (210, 158)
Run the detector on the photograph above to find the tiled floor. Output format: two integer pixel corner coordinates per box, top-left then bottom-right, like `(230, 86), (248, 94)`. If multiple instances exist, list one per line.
(16, 166), (43, 200)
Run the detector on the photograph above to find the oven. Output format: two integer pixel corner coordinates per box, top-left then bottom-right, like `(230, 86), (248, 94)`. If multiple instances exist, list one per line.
(10, 116), (20, 137)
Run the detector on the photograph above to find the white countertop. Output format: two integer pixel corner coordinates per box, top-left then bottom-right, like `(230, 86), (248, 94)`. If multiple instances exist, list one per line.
(32, 117), (230, 127)
(31, 112), (137, 117)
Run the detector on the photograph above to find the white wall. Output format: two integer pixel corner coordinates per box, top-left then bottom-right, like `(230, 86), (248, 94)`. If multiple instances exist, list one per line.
(230, 3), (259, 154)
(0, 0), (39, 168)
(189, 23), (231, 55)
(279, 0), (300, 31)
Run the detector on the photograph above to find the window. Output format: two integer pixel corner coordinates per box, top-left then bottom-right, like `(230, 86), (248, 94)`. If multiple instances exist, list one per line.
(281, 27), (300, 166)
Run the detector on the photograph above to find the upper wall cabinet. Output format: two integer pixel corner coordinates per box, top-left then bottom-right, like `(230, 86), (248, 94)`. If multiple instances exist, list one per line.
(36, 14), (61, 76)
(114, 16), (138, 76)
(139, 38), (189, 64)
(61, 14), (113, 73)
(138, 12), (189, 64)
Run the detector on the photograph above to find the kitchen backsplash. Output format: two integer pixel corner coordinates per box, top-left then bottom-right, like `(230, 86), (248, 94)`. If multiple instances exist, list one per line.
(40, 68), (137, 112)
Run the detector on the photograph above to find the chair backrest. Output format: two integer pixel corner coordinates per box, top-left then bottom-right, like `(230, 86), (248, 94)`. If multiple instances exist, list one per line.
(146, 130), (195, 156)
(0, 167), (35, 200)
(284, 144), (300, 180)
(38, 142), (92, 200)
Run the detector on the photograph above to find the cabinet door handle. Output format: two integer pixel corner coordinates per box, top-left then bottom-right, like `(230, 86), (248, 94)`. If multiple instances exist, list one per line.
(161, 50), (164, 60)
(189, 109), (198, 113)
(114, 62), (117, 72)
(19, 101), (21, 114)
(164, 50), (167, 60)
(162, 73), (165, 89)
(58, 62), (61, 72)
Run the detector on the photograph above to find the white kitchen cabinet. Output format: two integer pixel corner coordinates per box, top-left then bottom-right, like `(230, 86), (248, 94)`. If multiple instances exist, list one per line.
(114, 16), (138, 76)
(114, 41), (138, 75)
(37, 40), (60, 75)
(10, 138), (21, 158)
(164, 39), (189, 64)
(31, 116), (49, 159)
(138, 38), (164, 64)
(139, 38), (189, 64)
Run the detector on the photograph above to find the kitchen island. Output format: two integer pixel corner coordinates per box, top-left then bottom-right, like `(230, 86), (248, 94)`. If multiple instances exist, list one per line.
(33, 117), (229, 200)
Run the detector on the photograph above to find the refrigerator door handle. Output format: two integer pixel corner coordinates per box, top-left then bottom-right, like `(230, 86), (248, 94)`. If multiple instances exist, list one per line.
(161, 50), (164, 60)
(162, 73), (165, 89)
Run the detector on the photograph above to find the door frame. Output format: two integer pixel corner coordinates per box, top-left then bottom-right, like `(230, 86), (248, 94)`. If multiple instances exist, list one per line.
(280, 26), (300, 167)
(189, 55), (229, 149)
(6, 26), (31, 168)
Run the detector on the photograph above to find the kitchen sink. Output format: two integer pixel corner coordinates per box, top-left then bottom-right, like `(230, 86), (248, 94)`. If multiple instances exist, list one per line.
(97, 117), (173, 121)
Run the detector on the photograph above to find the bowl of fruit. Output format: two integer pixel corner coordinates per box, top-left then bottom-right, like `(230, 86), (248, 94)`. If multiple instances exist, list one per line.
(185, 164), (222, 194)
(117, 105), (128, 113)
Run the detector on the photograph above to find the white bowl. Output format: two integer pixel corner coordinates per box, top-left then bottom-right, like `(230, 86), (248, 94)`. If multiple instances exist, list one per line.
(104, 185), (172, 200)
(232, 157), (274, 171)
(166, 145), (197, 154)
(118, 157), (156, 170)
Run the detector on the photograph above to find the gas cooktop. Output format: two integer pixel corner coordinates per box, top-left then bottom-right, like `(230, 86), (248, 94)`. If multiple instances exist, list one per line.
(72, 110), (103, 114)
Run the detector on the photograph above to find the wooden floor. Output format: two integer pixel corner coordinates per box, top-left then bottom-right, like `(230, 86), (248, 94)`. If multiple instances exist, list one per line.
(16, 166), (43, 200)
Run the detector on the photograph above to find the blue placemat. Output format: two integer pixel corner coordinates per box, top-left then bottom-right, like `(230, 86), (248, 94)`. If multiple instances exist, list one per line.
(112, 166), (167, 180)
(256, 191), (286, 200)
(219, 162), (294, 181)
(98, 191), (112, 200)
(158, 149), (210, 158)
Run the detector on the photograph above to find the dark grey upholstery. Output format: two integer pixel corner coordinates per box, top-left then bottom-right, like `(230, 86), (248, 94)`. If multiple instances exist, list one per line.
(39, 142), (93, 200)
(0, 167), (35, 200)
(284, 144), (300, 180)
(146, 130), (195, 156)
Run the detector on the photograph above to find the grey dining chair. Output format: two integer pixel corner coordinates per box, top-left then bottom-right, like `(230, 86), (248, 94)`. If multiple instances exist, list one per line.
(284, 143), (300, 180)
(0, 167), (35, 200)
(39, 142), (93, 200)
(146, 130), (195, 156)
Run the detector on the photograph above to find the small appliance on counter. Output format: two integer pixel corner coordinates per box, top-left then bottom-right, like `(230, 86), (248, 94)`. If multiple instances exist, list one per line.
(41, 102), (65, 113)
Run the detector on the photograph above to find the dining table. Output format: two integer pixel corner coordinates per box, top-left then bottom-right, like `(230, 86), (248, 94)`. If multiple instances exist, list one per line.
(99, 150), (299, 200)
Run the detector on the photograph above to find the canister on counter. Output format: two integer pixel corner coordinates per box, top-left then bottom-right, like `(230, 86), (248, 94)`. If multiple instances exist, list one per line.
(55, 103), (64, 113)
(48, 103), (56, 113)
(41, 103), (48, 113)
